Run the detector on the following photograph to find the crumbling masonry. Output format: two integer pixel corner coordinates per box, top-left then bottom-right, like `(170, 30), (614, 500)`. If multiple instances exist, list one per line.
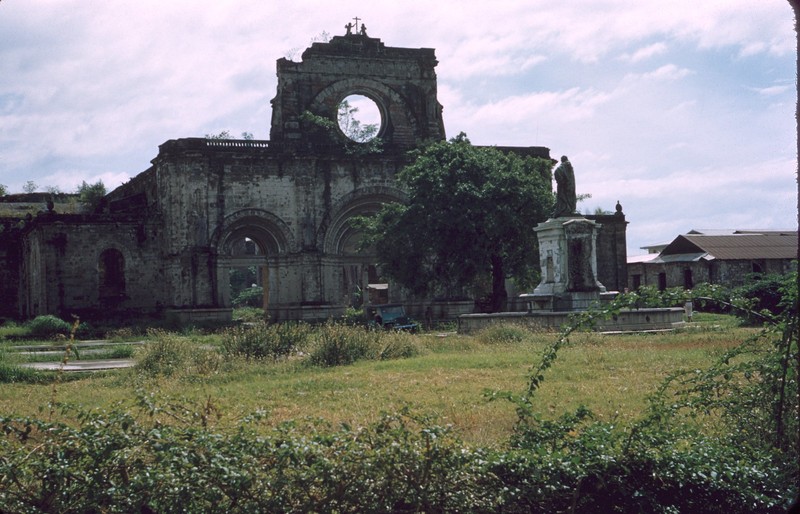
(0, 31), (626, 324)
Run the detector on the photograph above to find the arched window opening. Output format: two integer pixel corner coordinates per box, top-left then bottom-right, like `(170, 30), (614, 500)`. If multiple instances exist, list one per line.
(99, 248), (125, 300)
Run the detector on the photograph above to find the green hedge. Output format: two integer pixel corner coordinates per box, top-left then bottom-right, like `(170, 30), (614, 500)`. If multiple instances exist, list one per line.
(0, 404), (791, 513)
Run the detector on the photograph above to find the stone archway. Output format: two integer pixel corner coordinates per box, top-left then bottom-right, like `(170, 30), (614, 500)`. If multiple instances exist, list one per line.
(214, 210), (294, 314)
(320, 187), (406, 307)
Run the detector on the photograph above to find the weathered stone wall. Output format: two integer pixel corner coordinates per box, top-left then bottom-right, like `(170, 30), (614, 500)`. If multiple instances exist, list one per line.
(627, 258), (795, 291)
(136, 139), (409, 319)
(16, 216), (164, 319)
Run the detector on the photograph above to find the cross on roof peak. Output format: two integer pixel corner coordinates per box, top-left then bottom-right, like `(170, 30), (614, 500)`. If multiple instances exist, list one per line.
(344, 17), (368, 36)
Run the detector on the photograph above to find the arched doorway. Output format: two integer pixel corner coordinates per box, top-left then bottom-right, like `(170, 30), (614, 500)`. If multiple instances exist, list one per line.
(226, 236), (268, 311)
(217, 213), (291, 316)
(323, 191), (405, 308)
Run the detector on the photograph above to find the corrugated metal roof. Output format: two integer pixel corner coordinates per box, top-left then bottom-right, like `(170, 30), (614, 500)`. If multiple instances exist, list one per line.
(652, 252), (709, 263)
(665, 234), (798, 260)
(687, 228), (737, 235)
(627, 253), (659, 264)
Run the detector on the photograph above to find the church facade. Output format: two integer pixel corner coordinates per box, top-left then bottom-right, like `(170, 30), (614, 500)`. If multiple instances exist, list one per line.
(0, 30), (625, 324)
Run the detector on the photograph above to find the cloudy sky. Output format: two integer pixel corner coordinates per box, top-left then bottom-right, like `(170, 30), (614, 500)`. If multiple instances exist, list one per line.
(0, 1), (796, 254)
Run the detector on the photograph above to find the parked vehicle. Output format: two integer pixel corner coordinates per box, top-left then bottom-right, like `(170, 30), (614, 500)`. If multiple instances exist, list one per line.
(365, 304), (418, 332)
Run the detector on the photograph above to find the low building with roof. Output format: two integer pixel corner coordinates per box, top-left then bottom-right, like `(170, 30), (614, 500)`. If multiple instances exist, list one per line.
(627, 229), (797, 291)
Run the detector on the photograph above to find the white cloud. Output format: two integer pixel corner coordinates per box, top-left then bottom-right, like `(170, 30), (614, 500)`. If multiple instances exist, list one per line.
(0, 0), (794, 255)
(753, 85), (791, 96)
(621, 42), (668, 63)
(640, 64), (694, 81)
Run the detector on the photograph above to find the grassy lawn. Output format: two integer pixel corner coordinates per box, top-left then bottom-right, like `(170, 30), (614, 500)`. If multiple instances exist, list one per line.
(0, 316), (751, 446)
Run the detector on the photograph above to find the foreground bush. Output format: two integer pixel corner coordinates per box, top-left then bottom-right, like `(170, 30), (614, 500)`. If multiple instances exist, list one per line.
(0, 400), (790, 513)
(0, 404), (497, 513)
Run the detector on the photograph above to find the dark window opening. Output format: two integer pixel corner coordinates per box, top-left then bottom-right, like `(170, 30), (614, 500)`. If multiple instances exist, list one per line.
(658, 272), (667, 291)
(632, 274), (642, 290)
(683, 268), (693, 289)
(99, 249), (125, 299)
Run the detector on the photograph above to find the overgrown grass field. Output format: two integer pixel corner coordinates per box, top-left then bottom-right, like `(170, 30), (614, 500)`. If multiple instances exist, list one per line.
(0, 303), (794, 513)
(0, 316), (749, 446)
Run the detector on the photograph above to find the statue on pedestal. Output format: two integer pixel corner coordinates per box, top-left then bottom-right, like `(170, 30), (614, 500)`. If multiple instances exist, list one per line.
(552, 155), (576, 218)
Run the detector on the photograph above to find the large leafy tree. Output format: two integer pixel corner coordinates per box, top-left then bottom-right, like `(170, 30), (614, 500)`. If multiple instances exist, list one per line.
(358, 133), (554, 312)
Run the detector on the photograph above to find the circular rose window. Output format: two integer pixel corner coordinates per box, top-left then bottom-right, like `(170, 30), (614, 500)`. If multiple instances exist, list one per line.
(337, 94), (382, 143)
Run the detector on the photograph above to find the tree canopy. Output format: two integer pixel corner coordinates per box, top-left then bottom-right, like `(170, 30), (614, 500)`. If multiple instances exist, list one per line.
(357, 133), (554, 311)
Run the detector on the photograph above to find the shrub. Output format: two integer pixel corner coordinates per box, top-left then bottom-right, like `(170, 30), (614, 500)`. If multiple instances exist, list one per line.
(76, 179), (106, 212)
(733, 272), (795, 323)
(105, 326), (139, 341)
(0, 361), (47, 384)
(134, 330), (220, 378)
(231, 306), (266, 323)
(375, 330), (421, 360)
(341, 306), (365, 326)
(26, 315), (71, 339)
(474, 323), (531, 345)
(0, 405), (498, 513)
(232, 287), (263, 308)
(0, 321), (29, 340)
(305, 322), (423, 367)
(0, 400), (788, 514)
(221, 321), (310, 361)
(307, 322), (378, 367)
(493, 415), (791, 513)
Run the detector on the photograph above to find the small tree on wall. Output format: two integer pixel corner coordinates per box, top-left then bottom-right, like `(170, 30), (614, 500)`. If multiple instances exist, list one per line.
(300, 100), (383, 155)
(77, 180), (106, 212)
(337, 99), (378, 143)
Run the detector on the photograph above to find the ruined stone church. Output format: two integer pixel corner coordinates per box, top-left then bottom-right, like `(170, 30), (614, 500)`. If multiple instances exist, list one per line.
(0, 29), (627, 324)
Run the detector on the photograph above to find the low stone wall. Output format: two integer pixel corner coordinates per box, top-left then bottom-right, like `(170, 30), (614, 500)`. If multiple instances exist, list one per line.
(457, 307), (685, 334)
(269, 305), (347, 323)
(164, 308), (233, 326)
(406, 300), (475, 323)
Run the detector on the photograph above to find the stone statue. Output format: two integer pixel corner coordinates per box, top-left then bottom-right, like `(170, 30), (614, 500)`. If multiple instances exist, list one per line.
(360, 24), (368, 36)
(345, 22), (354, 35)
(552, 155), (576, 218)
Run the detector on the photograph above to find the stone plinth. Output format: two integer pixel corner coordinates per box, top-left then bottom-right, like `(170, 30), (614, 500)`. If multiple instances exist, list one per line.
(527, 216), (607, 311)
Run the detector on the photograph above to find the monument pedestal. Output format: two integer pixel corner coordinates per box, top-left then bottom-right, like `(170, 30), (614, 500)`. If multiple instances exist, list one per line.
(522, 216), (608, 312)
